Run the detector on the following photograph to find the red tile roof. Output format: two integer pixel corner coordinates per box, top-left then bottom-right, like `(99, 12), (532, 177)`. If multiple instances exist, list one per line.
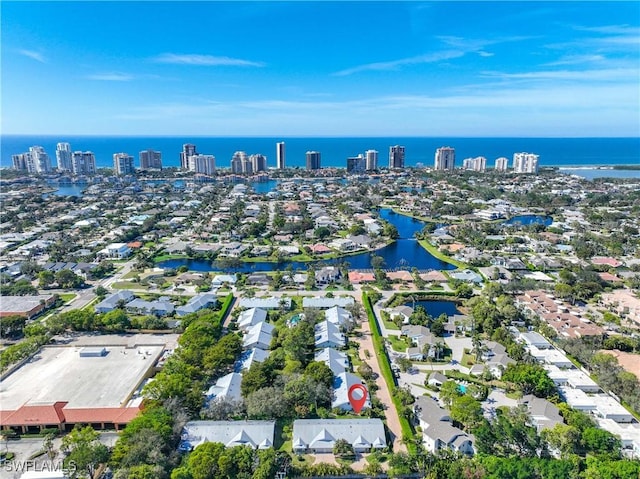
(1, 403), (141, 428)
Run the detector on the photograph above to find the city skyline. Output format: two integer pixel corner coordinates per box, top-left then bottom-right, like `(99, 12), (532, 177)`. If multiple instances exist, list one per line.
(2, 1), (639, 137)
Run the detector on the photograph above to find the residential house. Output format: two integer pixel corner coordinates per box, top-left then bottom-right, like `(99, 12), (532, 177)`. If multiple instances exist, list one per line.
(243, 321), (274, 350)
(292, 419), (386, 453)
(314, 320), (346, 349)
(97, 242), (131, 259)
(175, 293), (217, 316)
(205, 372), (243, 404)
(519, 395), (563, 432)
(237, 348), (270, 371)
(239, 297), (291, 310)
(237, 308), (268, 331)
(126, 298), (175, 317)
(94, 290), (135, 314)
(302, 297), (354, 309)
(314, 348), (349, 377)
(178, 420), (275, 451)
(332, 372), (370, 411)
(315, 266), (341, 285)
(414, 396), (475, 455)
(325, 306), (352, 329)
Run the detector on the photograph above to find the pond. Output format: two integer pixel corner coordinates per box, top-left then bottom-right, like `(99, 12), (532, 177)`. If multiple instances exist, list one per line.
(503, 215), (552, 227)
(44, 184), (86, 197)
(406, 300), (462, 318)
(158, 209), (456, 273)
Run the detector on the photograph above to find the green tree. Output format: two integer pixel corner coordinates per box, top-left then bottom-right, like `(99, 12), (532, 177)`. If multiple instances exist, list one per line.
(61, 425), (109, 479)
(38, 270), (55, 288)
(55, 269), (85, 289)
(450, 395), (483, 431)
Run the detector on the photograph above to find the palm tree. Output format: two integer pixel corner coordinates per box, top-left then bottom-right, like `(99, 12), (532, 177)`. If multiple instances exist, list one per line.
(433, 340), (445, 361)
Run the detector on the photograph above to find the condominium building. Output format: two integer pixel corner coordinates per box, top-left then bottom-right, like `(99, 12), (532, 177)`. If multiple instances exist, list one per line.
(347, 154), (366, 173)
(71, 151), (97, 175)
(434, 147), (455, 171)
(12, 146), (51, 174)
(231, 151), (247, 174)
(513, 152), (540, 174)
(306, 151), (321, 170)
(113, 153), (135, 176)
(276, 142), (286, 169)
(365, 149), (378, 171)
(462, 156), (486, 172)
(139, 149), (162, 170)
(180, 144), (197, 170)
(494, 157), (509, 172)
(56, 142), (73, 172)
(11, 153), (31, 172)
(389, 145), (405, 169)
(189, 154), (216, 175)
(250, 154), (267, 173)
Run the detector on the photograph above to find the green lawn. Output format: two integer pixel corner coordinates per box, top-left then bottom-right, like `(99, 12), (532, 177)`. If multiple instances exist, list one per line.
(111, 281), (148, 290)
(387, 335), (410, 352)
(417, 239), (467, 269)
(58, 293), (76, 303)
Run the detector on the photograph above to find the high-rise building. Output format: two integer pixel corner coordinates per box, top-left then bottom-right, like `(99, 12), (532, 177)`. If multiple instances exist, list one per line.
(276, 142), (286, 169)
(113, 153), (135, 175)
(11, 153), (31, 172)
(513, 152), (539, 174)
(72, 151), (96, 175)
(190, 154), (216, 175)
(251, 154), (267, 173)
(365, 150), (378, 171)
(56, 143), (73, 172)
(434, 147), (455, 171)
(27, 146), (51, 173)
(462, 156), (486, 172)
(494, 157), (509, 172)
(180, 144), (197, 170)
(388, 145), (405, 169)
(306, 151), (321, 170)
(139, 150), (162, 170)
(347, 154), (366, 173)
(231, 151), (246, 174)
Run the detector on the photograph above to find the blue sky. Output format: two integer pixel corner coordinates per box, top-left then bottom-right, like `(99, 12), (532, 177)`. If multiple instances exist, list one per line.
(2, 1), (639, 136)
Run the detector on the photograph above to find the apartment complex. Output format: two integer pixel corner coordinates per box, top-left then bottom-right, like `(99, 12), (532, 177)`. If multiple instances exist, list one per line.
(56, 142), (73, 172)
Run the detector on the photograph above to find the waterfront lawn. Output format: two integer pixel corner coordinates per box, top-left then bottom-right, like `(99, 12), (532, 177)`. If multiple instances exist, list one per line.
(417, 239), (467, 269)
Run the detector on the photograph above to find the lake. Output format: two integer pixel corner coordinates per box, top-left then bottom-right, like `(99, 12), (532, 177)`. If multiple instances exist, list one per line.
(408, 300), (462, 318)
(503, 215), (552, 227)
(158, 208), (456, 273)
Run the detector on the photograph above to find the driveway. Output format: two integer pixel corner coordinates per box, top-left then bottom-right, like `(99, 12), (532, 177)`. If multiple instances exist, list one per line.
(443, 336), (472, 364)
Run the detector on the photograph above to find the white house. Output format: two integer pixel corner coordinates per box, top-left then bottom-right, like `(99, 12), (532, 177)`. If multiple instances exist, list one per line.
(314, 320), (346, 349)
(332, 372), (370, 411)
(292, 419), (386, 454)
(205, 372), (243, 403)
(97, 242), (131, 259)
(414, 396), (475, 456)
(325, 306), (352, 329)
(243, 321), (274, 350)
(178, 420), (275, 451)
(314, 348), (349, 377)
(237, 308), (268, 331)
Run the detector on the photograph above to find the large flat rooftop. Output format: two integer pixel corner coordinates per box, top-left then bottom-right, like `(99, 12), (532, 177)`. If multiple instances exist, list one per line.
(0, 344), (164, 410)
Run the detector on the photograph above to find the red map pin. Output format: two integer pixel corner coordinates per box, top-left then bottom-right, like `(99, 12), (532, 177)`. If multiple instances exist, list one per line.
(348, 383), (368, 413)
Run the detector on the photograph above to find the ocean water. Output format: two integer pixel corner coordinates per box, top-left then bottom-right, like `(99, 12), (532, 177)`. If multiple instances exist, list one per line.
(2, 136), (639, 170)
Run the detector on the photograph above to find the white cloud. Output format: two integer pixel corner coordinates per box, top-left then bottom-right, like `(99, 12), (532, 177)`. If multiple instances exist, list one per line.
(333, 50), (466, 76)
(544, 54), (605, 66)
(18, 49), (46, 63)
(152, 53), (265, 67)
(86, 73), (135, 81)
